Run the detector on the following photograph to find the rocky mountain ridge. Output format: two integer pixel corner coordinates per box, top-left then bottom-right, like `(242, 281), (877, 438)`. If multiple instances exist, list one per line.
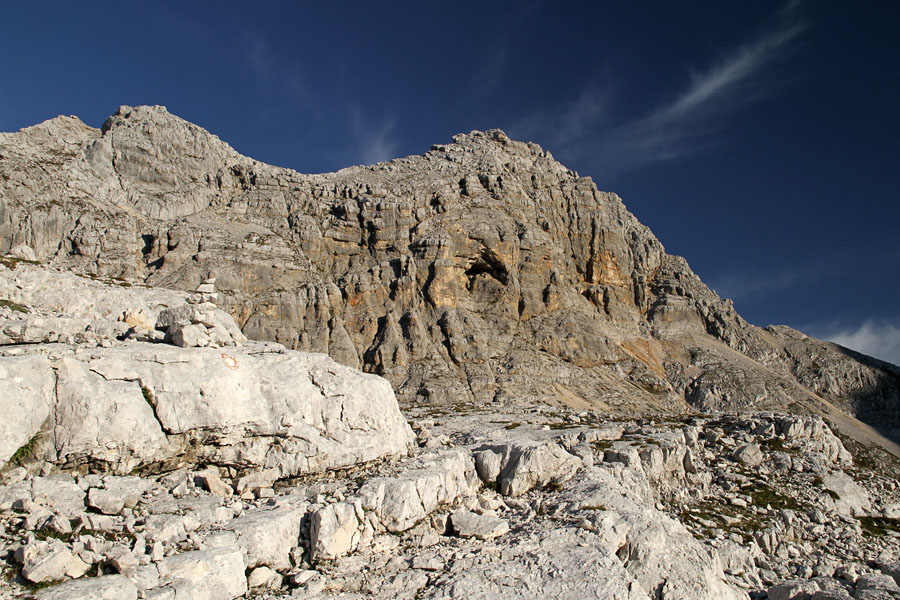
(3, 105), (900, 599)
(1, 105), (899, 446)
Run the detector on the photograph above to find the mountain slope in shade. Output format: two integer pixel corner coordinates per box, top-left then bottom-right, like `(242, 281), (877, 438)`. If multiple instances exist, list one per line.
(1, 105), (898, 445)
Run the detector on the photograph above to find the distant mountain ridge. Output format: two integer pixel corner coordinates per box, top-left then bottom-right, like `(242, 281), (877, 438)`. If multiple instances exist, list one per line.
(2, 105), (898, 445)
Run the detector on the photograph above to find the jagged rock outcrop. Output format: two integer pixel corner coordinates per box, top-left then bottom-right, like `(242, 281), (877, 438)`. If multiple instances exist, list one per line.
(2, 105), (899, 443)
(0, 263), (414, 477)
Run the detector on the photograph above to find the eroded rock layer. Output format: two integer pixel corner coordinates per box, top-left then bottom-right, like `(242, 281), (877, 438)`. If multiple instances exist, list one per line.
(1, 106), (899, 440)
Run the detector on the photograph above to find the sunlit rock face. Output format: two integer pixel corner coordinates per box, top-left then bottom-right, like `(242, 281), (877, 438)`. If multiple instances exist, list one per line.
(2, 105), (899, 439)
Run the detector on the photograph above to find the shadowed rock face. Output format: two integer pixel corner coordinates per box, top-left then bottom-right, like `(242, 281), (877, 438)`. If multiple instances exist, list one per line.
(2, 105), (899, 438)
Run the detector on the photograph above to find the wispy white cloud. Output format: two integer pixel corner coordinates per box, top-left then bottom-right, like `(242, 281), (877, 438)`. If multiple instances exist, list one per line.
(351, 110), (400, 165)
(814, 319), (900, 367)
(512, 2), (806, 180)
(238, 33), (316, 116)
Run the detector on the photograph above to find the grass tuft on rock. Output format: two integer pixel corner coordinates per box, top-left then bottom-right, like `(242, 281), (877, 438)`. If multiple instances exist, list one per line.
(857, 516), (900, 537)
(0, 298), (29, 313)
(141, 385), (156, 408)
(10, 432), (40, 465)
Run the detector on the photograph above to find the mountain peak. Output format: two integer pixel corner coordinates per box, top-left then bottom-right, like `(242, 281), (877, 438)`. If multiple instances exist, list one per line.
(1, 106), (898, 446)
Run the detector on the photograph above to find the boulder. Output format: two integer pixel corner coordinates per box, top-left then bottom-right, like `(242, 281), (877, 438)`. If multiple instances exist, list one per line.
(478, 440), (582, 496)
(822, 472), (871, 516)
(12, 342), (413, 476)
(16, 539), (89, 583)
(733, 443), (764, 467)
(449, 510), (509, 539)
(153, 546), (248, 600)
(358, 450), (480, 531)
(219, 504), (306, 569)
(309, 501), (362, 561)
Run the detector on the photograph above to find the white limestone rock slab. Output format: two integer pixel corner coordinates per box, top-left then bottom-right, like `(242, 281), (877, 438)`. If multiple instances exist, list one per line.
(0, 354), (54, 465)
(425, 527), (644, 600)
(309, 501), (362, 561)
(66, 343), (414, 476)
(153, 546), (248, 600)
(449, 510), (509, 539)
(31, 475), (86, 519)
(358, 450), (480, 532)
(822, 471), (871, 516)
(8, 341), (413, 476)
(51, 355), (168, 473)
(16, 539), (88, 583)
(220, 504), (306, 569)
(477, 439), (582, 496)
(34, 574), (138, 600)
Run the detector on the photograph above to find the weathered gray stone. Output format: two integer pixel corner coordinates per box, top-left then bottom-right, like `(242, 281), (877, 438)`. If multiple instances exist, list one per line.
(309, 501), (361, 561)
(34, 574), (138, 600)
(220, 505), (305, 569)
(856, 573), (900, 593)
(822, 472), (871, 516)
(154, 546), (248, 600)
(31, 475), (86, 518)
(105, 545), (139, 575)
(169, 322), (210, 347)
(17, 539), (87, 583)
(235, 468), (279, 495)
(247, 566), (282, 589)
(449, 510), (509, 539)
(87, 486), (125, 515)
(733, 443), (764, 467)
(0, 354), (54, 465)
(479, 440), (582, 496)
(768, 579), (820, 600)
(196, 471), (232, 497)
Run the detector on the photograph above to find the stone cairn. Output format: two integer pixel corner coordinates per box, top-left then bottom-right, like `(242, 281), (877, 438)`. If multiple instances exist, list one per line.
(152, 277), (248, 348)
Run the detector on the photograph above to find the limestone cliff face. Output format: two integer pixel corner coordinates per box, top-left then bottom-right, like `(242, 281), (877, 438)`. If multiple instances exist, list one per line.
(2, 105), (898, 438)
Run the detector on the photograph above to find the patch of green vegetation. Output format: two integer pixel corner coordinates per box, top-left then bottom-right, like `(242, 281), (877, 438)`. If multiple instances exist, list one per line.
(547, 423), (580, 430)
(750, 483), (806, 511)
(141, 385), (155, 409)
(591, 440), (613, 452)
(833, 431), (900, 481)
(0, 256), (39, 270)
(10, 432), (40, 466)
(504, 422), (522, 430)
(678, 497), (767, 544)
(581, 504), (607, 511)
(35, 528), (77, 543)
(89, 529), (136, 544)
(0, 298), (29, 313)
(483, 480), (498, 492)
(858, 516), (900, 537)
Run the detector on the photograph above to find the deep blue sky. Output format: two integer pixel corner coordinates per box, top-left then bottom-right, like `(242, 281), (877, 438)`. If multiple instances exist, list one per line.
(2, 1), (898, 363)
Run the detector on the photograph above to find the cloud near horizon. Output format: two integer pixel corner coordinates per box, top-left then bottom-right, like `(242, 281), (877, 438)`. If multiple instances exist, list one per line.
(814, 319), (900, 367)
(351, 111), (401, 166)
(512, 4), (806, 181)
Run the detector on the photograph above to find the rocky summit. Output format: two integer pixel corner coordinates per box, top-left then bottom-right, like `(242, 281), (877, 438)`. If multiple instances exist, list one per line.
(1, 106), (899, 599)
